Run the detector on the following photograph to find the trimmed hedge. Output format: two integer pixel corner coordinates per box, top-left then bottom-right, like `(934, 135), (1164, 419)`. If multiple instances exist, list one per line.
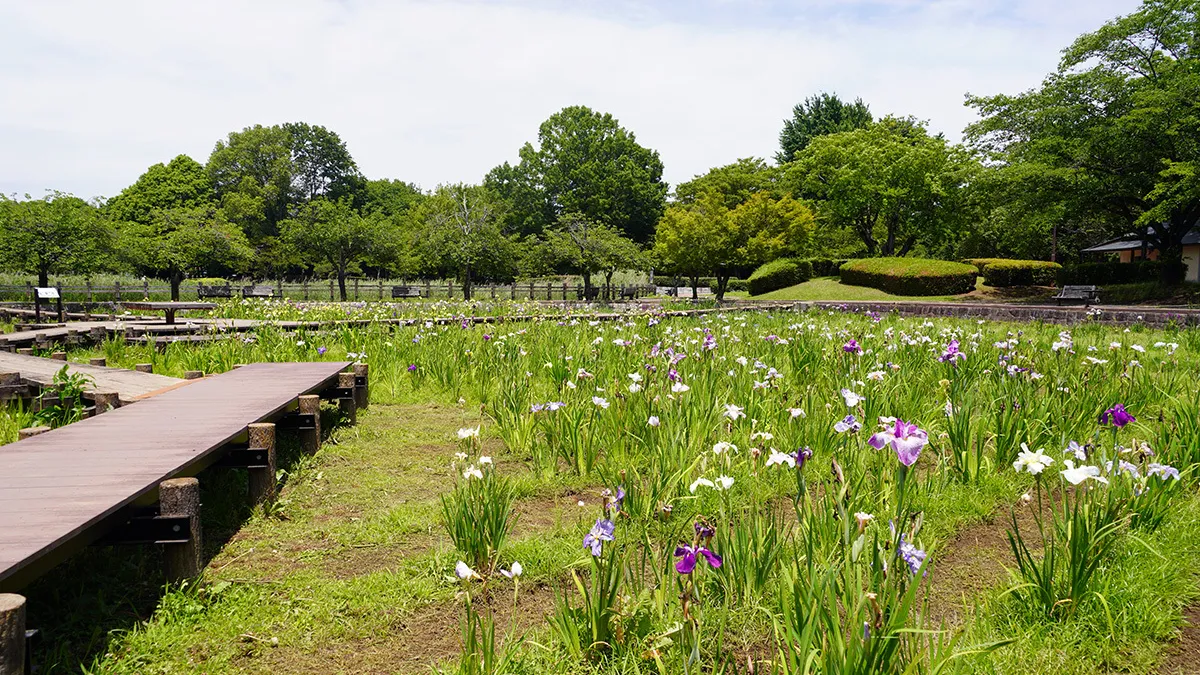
(709, 279), (749, 294)
(1058, 260), (1183, 285)
(962, 258), (1011, 274)
(982, 260), (1062, 287)
(808, 258), (851, 277)
(840, 258), (977, 296)
(748, 258), (814, 296)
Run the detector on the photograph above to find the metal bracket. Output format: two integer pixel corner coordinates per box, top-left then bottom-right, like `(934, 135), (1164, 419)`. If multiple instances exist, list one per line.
(279, 411), (317, 430)
(95, 512), (192, 546)
(213, 445), (270, 469)
(319, 387), (353, 400)
(354, 376), (367, 387)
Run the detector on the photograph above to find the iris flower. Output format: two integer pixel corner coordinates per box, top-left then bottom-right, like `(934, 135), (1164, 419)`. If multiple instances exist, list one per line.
(841, 389), (865, 407)
(583, 518), (615, 557)
(938, 339), (965, 364)
(674, 544), (722, 574)
(724, 404), (746, 420)
(1012, 444), (1054, 475)
(843, 339), (862, 354)
(1100, 403), (1135, 428)
(1060, 460), (1108, 485)
(834, 415), (862, 434)
(867, 419), (928, 467)
(1148, 463), (1181, 480)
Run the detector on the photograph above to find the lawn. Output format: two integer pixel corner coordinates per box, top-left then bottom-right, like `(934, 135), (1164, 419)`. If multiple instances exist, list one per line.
(5, 303), (1200, 674)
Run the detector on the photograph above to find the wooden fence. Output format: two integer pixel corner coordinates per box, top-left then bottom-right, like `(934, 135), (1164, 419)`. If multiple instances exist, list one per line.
(0, 280), (659, 304)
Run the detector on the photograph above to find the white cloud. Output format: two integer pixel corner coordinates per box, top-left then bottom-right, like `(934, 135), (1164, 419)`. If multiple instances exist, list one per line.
(0, 0), (1140, 200)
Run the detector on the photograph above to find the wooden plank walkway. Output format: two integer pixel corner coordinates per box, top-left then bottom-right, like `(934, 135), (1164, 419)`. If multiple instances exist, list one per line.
(0, 360), (350, 591)
(0, 352), (183, 404)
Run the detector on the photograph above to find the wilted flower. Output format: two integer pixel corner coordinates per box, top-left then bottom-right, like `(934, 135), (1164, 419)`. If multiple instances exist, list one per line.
(867, 419), (929, 467)
(854, 511), (874, 533)
(583, 518), (615, 557)
(674, 544), (722, 574)
(1100, 403), (1135, 428)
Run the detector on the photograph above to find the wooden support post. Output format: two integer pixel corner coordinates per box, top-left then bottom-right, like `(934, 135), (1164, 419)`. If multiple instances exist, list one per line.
(17, 422), (48, 439)
(247, 423), (277, 504)
(0, 593), (26, 675)
(88, 357), (106, 367)
(183, 370), (203, 380)
(338, 372), (357, 425)
(134, 363), (153, 373)
(32, 334), (46, 350)
(50, 352), (66, 362)
(159, 478), (201, 582)
(92, 392), (120, 414)
(354, 278), (359, 301)
(89, 326), (106, 344)
(353, 363), (369, 410)
(298, 394), (321, 453)
(329, 279), (334, 301)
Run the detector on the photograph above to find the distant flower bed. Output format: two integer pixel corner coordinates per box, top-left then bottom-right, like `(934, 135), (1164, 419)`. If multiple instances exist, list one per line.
(840, 258), (977, 296)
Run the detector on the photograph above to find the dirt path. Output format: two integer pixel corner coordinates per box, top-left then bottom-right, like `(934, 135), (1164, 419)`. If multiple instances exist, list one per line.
(1157, 605), (1200, 674)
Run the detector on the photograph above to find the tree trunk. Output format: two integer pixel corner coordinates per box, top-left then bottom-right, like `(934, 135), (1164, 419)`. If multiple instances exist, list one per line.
(897, 235), (918, 257)
(38, 268), (48, 288)
(690, 276), (699, 300)
(715, 273), (730, 302)
(170, 271), (183, 301)
(582, 272), (593, 299)
(463, 265), (472, 301)
(337, 268), (348, 302)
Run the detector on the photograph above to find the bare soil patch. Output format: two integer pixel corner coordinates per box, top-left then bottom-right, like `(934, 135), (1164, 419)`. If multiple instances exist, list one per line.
(1157, 604), (1200, 674)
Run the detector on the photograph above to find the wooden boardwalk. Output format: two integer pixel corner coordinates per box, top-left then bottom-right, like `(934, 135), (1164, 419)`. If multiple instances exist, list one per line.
(0, 352), (183, 403)
(0, 360), (350, 591)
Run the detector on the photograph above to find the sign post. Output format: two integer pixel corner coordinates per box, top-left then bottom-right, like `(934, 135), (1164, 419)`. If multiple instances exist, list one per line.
(35, 287), (61, 324)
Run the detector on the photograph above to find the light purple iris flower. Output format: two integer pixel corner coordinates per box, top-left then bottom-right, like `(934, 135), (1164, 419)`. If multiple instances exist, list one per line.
(898, 533), (927, 576)
(583, 518), (615, 557)
(868, 419), (929, 466)
(674, 544), (722, 574)
(317, 346), (327, 356)
(938, 339), (965, 364)
(843, 339), (862, 354)
(1100, 403), (1135, 428)
(834, 415), (862, 434)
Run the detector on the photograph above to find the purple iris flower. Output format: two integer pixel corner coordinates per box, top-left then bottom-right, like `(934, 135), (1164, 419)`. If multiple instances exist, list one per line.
(583, 518), (615, 557)
(843, 339), (862, 354)
(650, 342), (661, 358)
(483, 334), (492, 341)
(898, 533), (927, 576)
(530, 403), (545, 413)
(603, 486), (625, 514)
(868, 419), (929, 467)
(1100, 403), (1135, 428)
(674, 544), (722, 574)
(407, 364), (417, 372)
(1148, 463), (1181, 480)
(317, 346), (327, 356)
(834, 415), (861, 434)
(938, 339), (965, 364)
(702, 332), (717, 351)
(793, 446), (814, 469)
(668, 368), (680, 382)
(694, 521), (715, 541)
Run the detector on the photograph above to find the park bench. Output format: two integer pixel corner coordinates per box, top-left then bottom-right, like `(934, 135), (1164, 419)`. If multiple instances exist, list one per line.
(620, 286), (638, 300)
(391, 286), (422, 299)
(197, 285), (232, 299)
(1053, 285), (1099, 306)
(242, 285), (275, 299)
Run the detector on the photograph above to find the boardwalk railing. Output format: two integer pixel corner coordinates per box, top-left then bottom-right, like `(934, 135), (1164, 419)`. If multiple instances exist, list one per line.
(0, 281), (658, 303)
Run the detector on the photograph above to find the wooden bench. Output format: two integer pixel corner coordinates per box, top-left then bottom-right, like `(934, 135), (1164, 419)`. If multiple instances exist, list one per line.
(242, 285), (275, 299)
(197, 285), (232, 299)
(391, 286), (422, 299)
(1053, 285), (1099, 305)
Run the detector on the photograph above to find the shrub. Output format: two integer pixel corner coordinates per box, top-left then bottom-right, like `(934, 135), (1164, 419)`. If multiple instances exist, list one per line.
(962, 258), (1011, 274)
(748, 259), (813, 296)
(709, 279), (749, 294)
(982, 260), (1062, 287)
(1059, 260), (1184, 285)
(807, 258), (851, 277)
(840, 258), (977, 296)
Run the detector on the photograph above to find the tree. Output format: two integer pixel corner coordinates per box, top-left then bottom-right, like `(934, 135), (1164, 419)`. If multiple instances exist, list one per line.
(728, 192), (816, 268)
(120, 206), (253, 300)
(652, 192), (730, 300)
(281, 198), (395, 301)
(966, 0), (1200, 282)
(485, 106), (668, 242)
(418, 184), (506, 300)
(786, 119), (973, 257)
(544, 214), (644, 298)
(282, 122), (362, 203)
(777, 93), (872, 163)
(207, 124), (294, 243)
(106, 155), (214, 225)
(674, 158), (779, 209)
(0, 192), (110, 287)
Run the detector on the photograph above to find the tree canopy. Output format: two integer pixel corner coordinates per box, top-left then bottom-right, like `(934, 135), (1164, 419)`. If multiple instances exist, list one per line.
(777, 93), (873, 164)
(0, 192), (110, 287)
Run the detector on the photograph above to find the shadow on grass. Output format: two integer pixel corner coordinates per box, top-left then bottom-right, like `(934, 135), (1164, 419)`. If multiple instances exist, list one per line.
(21, 405), (347, 674)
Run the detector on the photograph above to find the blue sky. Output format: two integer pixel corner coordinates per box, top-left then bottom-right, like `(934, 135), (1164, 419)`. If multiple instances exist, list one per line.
(0, 0), (1140, 201)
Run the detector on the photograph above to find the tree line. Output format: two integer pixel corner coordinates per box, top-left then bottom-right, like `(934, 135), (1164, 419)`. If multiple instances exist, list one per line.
(3, 0), (1197, 297)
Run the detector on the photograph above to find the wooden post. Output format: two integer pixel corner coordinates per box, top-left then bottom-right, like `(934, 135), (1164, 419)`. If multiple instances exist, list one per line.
(142, 279), (149, 299)
(329, 279), (335, 301)
(92, 392), (120, 414)
(276, 278), (283, 299)
(353, 278), (359, 301)
(134, 363), (153, 373)
(353, 363), (369, 410)
(89, 326), (106, 345)
(424, 279), (431, 298)
(247, 423), (277, 504)
(447, 280), (452, 299)
(338, 372), (357, 425)
(49, 352), (66, 361)
(86, 278), (93, 318)
(510, 283), (516, 300)
(159, 478), (202, 582)
(303, 280), (309, 301)
(0, 593), (26, 675)
(88, 357), (106, 367)
(298, 394), (321, 454)
(378, 279), (383, 300)
(114, 280), (122, 302)
(183, 370), (203, 380)
(18, 426), (50, 440)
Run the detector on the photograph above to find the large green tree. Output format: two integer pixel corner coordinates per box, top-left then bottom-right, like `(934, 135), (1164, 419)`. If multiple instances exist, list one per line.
(106, 155), (214, 225)
(417, 184), (509, 300)
(0, 192), (111, 286)
(281, 198), (396, 301)
(674, 158), (779, 209)
(486, 106), (668, 242)
(777, 93), (873, 163)
(120, 206), (253, 300)
(786, 118), (974, 257)
(543, 213), (644, 297)
(966, 0), (1200, 281)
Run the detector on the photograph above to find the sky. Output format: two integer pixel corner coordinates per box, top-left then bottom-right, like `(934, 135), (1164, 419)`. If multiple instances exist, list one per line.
(0, 0), (1141, 201)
